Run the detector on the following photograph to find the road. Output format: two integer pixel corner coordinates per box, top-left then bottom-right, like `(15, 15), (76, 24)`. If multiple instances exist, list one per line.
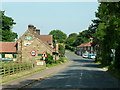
(30, 51), (120, 89)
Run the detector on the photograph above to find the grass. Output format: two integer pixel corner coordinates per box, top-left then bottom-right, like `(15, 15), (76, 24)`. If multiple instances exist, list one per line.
(95, 61), (120, 80)
(95, 61), (109, 69)
(1, 57), (69, 84)
(1, 67), (45, 84)
(107, 65), (120, 80)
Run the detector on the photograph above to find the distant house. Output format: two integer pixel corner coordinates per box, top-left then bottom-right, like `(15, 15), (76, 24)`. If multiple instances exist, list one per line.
(0, 42), (17, 61)
(76, 41), (96, 56)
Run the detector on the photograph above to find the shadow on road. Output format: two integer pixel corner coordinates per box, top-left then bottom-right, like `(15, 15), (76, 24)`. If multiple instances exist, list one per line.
(70, 59), (101, 68)
(72, 59), (94, 63)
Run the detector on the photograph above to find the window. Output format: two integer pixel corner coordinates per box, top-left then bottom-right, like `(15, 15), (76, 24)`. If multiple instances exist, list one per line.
(1, 54), (5, 58)
(88, 47), (90, 50)
(13, 54), (17, 58)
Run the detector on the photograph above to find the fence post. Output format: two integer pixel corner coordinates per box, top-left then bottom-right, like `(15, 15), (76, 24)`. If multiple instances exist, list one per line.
(12, 63), (14, 74)
(8, 65), (10, 75)
(3, 65), (5, 76)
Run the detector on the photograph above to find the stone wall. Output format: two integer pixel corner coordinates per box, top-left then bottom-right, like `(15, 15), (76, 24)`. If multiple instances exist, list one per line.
(17, 28), (53, 63)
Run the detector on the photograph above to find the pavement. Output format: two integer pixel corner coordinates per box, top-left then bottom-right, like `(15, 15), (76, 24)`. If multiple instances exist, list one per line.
(2, 57), (73, 89)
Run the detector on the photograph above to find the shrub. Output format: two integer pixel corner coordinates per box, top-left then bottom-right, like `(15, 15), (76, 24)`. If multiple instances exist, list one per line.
(58, 57), (67, 63)
(45, 53), (54, 64)
(53, 60), (59, 64)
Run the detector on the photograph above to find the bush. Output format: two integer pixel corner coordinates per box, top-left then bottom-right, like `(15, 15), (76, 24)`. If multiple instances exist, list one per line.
(58, 57), (68, 63)
(45, 53), (54, 64)
(53, 60), (60, 64)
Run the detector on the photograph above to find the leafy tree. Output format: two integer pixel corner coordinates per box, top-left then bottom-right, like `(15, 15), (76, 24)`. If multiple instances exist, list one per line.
(88, 19), (102, 36)
(49, 30), (67, 43)
(93, 2), (120, 68)
(73, 30), (91, 47)
(58, 44), (65, 57)
(0, 11), (18, 41)
(65, 30), (92, 51)
(65, 33), (78, 46)
(68, 33), (78, 38)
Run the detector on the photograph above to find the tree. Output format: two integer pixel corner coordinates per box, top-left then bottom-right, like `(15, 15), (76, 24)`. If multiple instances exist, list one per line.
(0, 11), (18, 41)
(68, 33), (78, 38)
(65, 33), (78, 46)
(58, 44), (65, 57)
(49, 30), (67, 43)
(93, 2), (120, 68)
(73, 30), (91, 47)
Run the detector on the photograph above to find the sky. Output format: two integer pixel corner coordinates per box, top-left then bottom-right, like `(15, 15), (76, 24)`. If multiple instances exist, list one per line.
(2, 1), (99, 38)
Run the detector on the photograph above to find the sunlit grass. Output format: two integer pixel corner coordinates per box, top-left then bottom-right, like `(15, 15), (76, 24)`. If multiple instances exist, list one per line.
(95, 61), (109, 69)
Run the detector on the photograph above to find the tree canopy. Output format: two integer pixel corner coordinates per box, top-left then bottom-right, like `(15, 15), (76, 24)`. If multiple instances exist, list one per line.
(0, 11), (18, 41)
(91, 2), (120, 69)
(49, 30), (67, 43)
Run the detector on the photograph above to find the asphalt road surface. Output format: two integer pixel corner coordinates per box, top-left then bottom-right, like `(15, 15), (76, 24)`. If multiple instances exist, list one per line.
(30, 51), (120, 89)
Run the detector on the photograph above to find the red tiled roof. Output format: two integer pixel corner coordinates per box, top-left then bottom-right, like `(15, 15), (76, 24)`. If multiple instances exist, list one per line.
(30, 31), (53, 44)
(0, 42), (17, 53)
(77, 43), (85, 47)
(84, 42), (91, 47)
(39, 35), (52, 44)
(77, 41), (92, 47)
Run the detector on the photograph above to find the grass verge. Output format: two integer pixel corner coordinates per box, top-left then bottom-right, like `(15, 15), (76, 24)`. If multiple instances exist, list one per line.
(107, 66), (120, 80)
(1, 68), (45, 84)
(95, 61), (109, 69)
(1, 57), (69, 84)
(95, 61), (120, 80)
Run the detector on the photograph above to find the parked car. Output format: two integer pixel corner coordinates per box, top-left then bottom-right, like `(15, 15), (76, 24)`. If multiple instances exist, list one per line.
(88, 54), (96, 59)
(82, 54), (88, 58)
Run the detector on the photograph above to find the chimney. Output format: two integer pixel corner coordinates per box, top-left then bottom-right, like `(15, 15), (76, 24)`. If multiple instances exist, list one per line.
(28, 24), (34, 30)
(36, 29), (40, 35)
(33, 27), (36, 32)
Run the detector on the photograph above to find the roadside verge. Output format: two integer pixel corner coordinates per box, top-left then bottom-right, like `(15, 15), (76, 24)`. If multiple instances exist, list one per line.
(2, 58), (73, 89)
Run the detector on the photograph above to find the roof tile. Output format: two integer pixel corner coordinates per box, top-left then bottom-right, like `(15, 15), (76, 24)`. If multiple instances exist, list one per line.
(0, 42), (17, 53)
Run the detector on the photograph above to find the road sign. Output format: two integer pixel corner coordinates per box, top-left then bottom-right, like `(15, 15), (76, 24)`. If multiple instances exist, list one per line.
(42, 52), (47, 57)
(31, 50), (36, 56)
(111, 49), (115, 54)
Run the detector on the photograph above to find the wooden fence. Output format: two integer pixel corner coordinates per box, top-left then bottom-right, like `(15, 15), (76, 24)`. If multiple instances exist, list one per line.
(0, 62), (33, 77)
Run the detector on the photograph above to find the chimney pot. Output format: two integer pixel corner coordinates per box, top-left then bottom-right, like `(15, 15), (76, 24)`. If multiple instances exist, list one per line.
(28, 24), (34, 29)
(36, 29), (40, 35)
